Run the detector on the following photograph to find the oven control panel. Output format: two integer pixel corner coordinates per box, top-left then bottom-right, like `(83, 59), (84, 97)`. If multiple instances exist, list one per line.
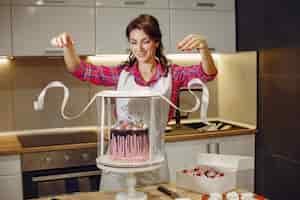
(22, 148), (97, 172)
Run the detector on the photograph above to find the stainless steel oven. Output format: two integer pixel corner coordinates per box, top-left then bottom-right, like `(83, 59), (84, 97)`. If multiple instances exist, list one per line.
(22, 148), (101, 199)
(18, 132), (101, 199)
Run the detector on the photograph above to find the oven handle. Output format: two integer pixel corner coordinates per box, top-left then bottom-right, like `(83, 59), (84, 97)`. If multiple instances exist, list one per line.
(32, 170), (101, 182)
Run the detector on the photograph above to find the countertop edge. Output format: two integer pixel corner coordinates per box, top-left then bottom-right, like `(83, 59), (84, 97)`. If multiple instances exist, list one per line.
(0, 119), (256, 155)
(165, 128), (256, 143)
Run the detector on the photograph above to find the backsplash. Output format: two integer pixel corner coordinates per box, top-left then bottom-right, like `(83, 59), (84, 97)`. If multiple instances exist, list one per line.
(217, 51), (257, 125)
(0, 53), (256, 132)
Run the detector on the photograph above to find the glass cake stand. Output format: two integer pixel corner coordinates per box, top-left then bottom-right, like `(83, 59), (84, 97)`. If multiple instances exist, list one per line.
(97, 158), (163, 200)
(96, 90), (166, 200)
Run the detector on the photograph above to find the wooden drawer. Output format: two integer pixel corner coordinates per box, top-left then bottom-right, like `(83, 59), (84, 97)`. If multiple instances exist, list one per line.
(170, 0), (234, 11)
(96, 0), (169, 8)
(12, 0), (95, 6)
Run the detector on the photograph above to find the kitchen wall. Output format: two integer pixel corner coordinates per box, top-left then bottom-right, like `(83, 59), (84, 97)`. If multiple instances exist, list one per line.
(0, 52), (256, 132)
(217, 51), (257, 125)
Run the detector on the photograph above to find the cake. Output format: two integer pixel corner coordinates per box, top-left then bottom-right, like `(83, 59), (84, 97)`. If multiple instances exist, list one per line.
(108, 120), (149, 161)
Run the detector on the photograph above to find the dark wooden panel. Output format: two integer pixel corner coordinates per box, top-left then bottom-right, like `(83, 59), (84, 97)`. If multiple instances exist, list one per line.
(237, 0), (300, 50)
(257, 48), (300, 196)
(258, 48), (300, 161)
(262, 0), (300, 49)
(263, 155), (300, 199)
(236, 0), (264, 51)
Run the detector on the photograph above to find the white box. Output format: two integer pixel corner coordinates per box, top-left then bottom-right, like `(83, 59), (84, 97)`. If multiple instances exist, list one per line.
(176, 153), (254, 194)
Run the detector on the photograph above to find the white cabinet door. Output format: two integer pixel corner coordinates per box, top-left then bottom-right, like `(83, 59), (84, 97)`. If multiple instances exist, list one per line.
(12, 6), (95, 56)
(170, 0), (234, 11)
(0, 0), (10, 5)
(0, 155), (23, 200)
(0, 155), (22, 176)
(170, 9), (235, 53)
(96, 0), (168, 8)
(12, 0), (95, 6)
(0, 6), (11, 56)
(96, 8), (170, 54)
(165, 139), (210, 182)
(0, 175), (23, 200)
(214, 134), (255, 157)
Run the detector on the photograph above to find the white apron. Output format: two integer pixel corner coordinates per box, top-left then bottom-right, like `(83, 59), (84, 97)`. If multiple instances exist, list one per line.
(100, 69), (172, 191)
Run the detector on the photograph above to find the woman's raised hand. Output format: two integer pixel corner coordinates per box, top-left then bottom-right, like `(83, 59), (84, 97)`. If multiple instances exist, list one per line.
(176, 34), (208, 52)
(50, 32), (74, 48)
(50, 32), (80, 72)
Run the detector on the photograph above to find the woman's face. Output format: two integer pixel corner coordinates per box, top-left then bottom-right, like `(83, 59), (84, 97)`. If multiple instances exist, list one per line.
(129, 29), (159, 64)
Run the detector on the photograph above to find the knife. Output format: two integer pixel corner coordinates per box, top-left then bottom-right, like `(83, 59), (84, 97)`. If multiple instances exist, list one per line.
(157, 185), (191, 200)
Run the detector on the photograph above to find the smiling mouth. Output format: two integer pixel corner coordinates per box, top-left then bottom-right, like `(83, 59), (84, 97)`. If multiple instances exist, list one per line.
(136, 54), (146, 57)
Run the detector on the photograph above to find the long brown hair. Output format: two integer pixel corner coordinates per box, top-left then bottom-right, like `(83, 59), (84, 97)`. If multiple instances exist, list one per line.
(122, 14), (169, 74)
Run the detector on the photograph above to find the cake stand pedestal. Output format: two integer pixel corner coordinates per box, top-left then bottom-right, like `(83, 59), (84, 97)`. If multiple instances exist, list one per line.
(97, 160), (162, 200)
(115, 173), (146, 200)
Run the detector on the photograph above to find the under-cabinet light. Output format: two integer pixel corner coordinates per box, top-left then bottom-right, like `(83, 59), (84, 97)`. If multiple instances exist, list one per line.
(87, 53), (219, 62)
(87, 54), (128, 62)
(167, 53), (219, 61)
(0, 56), (11, 64)
(35, 0), (44, 5)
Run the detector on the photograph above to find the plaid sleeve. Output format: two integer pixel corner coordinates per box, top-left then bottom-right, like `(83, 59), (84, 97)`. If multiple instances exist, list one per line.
(171, 63), (217, 88)
(72, 60), (122, 87)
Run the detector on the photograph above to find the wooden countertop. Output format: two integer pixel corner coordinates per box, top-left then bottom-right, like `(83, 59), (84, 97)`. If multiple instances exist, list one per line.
(35, 184), (203, 200)
(0, 135), (22, 155)
(35, 184), (267, 200)
(0, 125), (256, 156)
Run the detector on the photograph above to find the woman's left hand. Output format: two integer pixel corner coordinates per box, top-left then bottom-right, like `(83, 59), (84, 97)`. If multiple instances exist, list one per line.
(176, 34), (208, 52)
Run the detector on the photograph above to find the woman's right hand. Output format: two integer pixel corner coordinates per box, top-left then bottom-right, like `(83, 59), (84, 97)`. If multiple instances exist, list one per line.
(50, 32), (74, 48)
(50, 32), (80, 72)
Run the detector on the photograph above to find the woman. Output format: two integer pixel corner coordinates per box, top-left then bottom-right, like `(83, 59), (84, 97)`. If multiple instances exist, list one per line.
(51, 14), (217, 191)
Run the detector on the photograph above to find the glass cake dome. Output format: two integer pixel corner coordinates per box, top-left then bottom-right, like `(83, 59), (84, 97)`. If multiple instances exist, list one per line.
(95, 90), (167, 169)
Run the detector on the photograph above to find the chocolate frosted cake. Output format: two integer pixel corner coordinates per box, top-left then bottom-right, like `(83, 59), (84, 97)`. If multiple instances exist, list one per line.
(108, 120), (149, 161)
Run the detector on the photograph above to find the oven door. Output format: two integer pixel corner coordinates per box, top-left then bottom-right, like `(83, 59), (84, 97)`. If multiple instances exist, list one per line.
(23, 165), (101, 199)
(21, 148), (101, 199)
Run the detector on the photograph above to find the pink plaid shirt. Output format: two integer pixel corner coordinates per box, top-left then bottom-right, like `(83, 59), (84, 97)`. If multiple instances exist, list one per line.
(72, 60), (217, 120)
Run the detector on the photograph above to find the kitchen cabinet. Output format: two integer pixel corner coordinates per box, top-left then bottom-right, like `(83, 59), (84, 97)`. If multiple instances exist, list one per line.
(165, 138), (210, 182)
(96, 0), (170, 54)
(165, 134), (255, 182)
(237, 0), (300, 50)
(0, 155), (23, 200)
(170, 0), (236, 53)
(213, 134), (255, 157)
(0, 0), (10, 5)
(12, 0), (95, 56)
(0, 5), (11, 56)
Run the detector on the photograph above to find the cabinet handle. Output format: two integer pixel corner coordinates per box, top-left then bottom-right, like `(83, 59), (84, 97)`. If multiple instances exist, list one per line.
(45, 48), (64, 54)
(32, 170), (101, 182)
(207, 143), (220, 154)
(208, 47), (216, 52)
(43, 0), (65, 4)
(123, 0), (145, 6)
(216, 143), (220, 154)
(195, 2), (216, 8)
(207, 143), (210, 153)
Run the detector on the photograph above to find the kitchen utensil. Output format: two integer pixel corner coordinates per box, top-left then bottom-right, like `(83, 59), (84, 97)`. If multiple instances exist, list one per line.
(157, 185), (191, 200)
